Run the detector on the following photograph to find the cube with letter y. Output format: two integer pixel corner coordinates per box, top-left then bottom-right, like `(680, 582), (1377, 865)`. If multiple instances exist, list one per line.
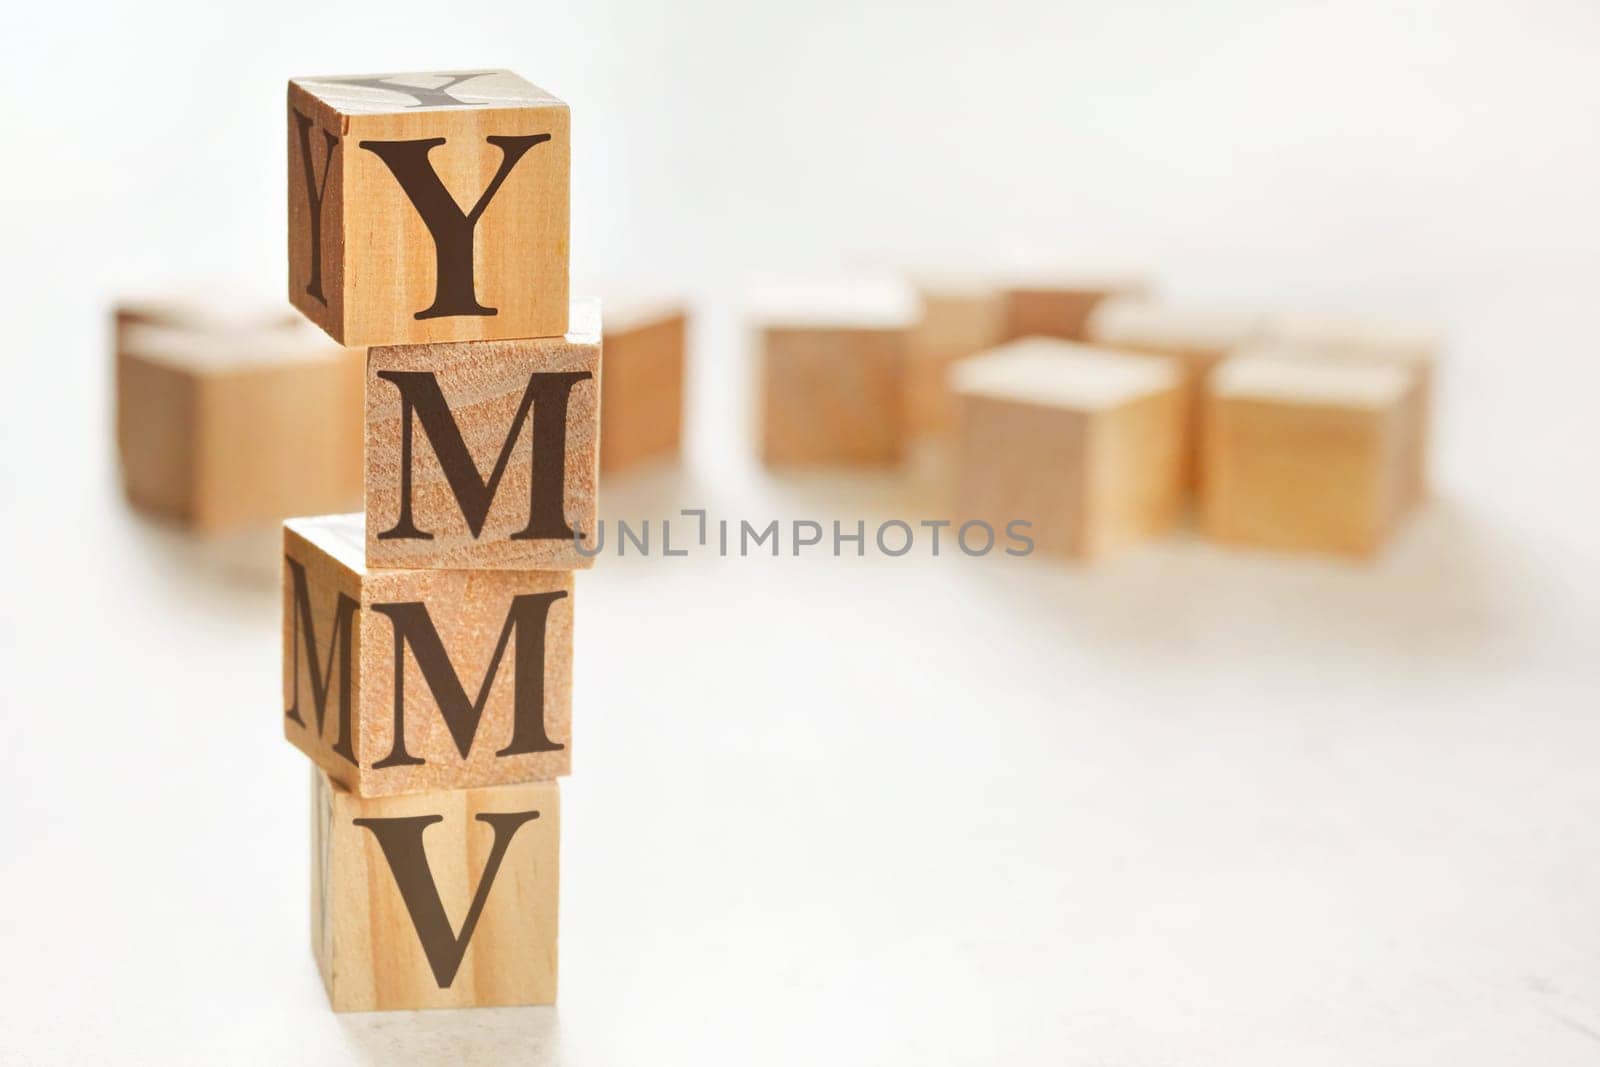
(366, 298), (601, 570)
(288, 69), (569, 346)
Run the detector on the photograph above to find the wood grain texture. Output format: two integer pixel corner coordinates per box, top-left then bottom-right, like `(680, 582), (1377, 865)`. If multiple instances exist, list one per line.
(598, 296), (686, 474)
(1085, 298), (1272, 484)
(284, 514), (574, 796)
(365, 299), (600, 570)
(115, 319), (363, 533)
(952, 339), (1184, 560)
(906, 284), (1007, 436)
(288, 71), (569, 347)
(760, 325), (908, 466)
(1201, 355), (1418, 557)
(1256, 313), (1438, 508)
(312, 770), (559, 1012)
(747, 277), (919, 466)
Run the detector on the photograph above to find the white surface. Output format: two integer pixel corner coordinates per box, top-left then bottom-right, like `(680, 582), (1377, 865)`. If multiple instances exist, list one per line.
(4, 1), (1600, 1064)
(952, 338), (1180, 409)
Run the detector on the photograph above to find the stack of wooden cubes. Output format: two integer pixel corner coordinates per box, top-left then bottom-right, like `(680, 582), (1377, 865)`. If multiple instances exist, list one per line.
(280, 70), (598, 1012)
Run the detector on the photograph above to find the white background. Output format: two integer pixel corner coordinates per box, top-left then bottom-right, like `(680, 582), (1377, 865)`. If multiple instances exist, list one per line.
(3, 1), (1600, 1063)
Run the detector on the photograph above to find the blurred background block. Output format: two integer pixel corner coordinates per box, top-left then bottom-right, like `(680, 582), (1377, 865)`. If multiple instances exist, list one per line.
(114, 287), (303, 345)
(1256, 312), (1439, 505)
(115, 297), (364, 534)
(748, 276), (920, 467)
(1202, 354), (1419, 556)
(952, 338), (1184, 559)
(1085, 298), (1273, 482)
(598, 293), (689, 475)
(901, 271), (1008, 437)
(1000, 263), (1153, 343)
(1085, 298), (1270, 372)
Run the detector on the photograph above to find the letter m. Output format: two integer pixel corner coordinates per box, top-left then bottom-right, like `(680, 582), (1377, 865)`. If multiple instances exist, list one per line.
(376, 369), (591, 542)
(285, 556), (359, 764)
(370, 591), (567, 769)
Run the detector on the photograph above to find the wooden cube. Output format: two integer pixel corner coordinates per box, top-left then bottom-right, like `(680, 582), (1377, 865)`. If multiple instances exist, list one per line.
(288, 70), (569, 347)
(952, 339), (1185, 560)
(751, 278), (920, 467)
(903, 273), (1008, 436)
(116, 316), (363, 533)
(312, 770), (559, 1011)
(1001, 267), (1152, 343)
(366, 298), (600, 571)
(283, 514), (573, 797)
(1201, 355), (1419, 556)
(1260, 312), (1439, 506)
(598, 294), (687, 474)
(1085, 298), (1271, 482)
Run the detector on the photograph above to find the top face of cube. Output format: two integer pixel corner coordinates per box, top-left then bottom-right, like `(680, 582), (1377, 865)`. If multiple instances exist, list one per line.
(1210, 354), (1414, 411)
(288, 71), (570, 347)
(952, 338), (1181, 413)
(745, 275), (923, 332)
(1087, 299), (1269, 358)
(293, 70), (562, 114)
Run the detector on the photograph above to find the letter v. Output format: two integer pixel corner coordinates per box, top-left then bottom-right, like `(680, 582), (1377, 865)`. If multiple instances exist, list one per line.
(353, 810), (542, 987)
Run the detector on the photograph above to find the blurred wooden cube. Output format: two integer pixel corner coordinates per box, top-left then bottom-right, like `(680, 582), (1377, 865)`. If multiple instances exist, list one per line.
(1201, 355), (1420, 557)
(1266, 313), (1438, 364)
(952, 338), (1185, 560)
(313, 770), (558, 1011)
(1001, 267), (1152, 343)
(115, 313), (363, 533)
(1260, 312), (1439, 506)
(599, 295), (687, 474)
(751, 278), (920, 467)
(903, 272), (1008, 436)
(1085, 297), (1269, 386)
(1085, 299), (1271, 482)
